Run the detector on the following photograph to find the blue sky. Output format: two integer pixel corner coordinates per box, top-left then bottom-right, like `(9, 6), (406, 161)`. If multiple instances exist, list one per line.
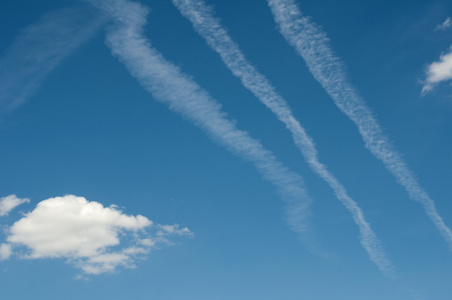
(1, 0), (452, 299)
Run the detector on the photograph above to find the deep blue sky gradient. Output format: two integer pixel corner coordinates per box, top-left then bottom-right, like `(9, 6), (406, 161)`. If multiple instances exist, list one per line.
(1, 0), (451, 299)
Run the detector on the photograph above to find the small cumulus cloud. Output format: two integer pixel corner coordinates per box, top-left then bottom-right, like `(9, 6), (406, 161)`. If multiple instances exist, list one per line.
(434, 17), (452, 31)
(1, 195), (192, 275)
(422, 46), (452, 94)
(0, 195), (30, 216)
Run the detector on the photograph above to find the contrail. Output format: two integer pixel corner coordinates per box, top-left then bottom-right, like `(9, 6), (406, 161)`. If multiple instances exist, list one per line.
(87, 0), (325, 256)
(267, 0), (452, 250)
(0, 5), (107, 114)
(172, 0), (394, 277)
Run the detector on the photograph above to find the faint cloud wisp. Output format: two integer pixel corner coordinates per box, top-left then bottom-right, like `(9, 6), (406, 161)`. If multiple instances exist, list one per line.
(434, 17), (452, 31)
(0, 6), (106, 114)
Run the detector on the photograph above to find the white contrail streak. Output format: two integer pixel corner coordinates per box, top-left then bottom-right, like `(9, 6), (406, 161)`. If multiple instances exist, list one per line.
(267, 0), (452, 250)
(0, 6), (106, 114)
(87, 0), (324, 256)
(172, 0), (394, 277)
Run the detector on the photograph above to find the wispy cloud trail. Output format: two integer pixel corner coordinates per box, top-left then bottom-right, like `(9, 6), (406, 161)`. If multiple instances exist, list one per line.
(87, 0), (323, 255)
(0, 6), (106, 113)
(172, 0), (394, 277)
(267, 0), (452, 250)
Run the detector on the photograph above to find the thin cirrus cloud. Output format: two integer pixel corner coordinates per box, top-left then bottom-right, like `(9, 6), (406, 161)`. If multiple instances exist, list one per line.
(0, 6), (106, 114)
(3, 195), (192, 275)
(87, 0), (325, 257)
(422, 46), (452, 94)
(172, 0), (394, 277)
(267, 0), (452, 250)
(434, 17), (452, 31)
(0, 194), (30, 216)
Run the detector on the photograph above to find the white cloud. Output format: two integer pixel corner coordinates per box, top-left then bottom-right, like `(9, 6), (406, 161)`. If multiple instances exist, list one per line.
(434, 17), (451, 31)
(422, 47), (452, 94)
(3, 195), (192, 275)
(0, 243), (12, 260)
(0, 195), (30, 216)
